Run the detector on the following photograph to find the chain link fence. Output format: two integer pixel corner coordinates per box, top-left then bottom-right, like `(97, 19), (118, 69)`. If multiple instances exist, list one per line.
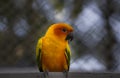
(0, 0), (120, 72)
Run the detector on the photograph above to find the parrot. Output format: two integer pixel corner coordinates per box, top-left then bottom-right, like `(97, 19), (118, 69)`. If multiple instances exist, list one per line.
(36, 23), (73, 78)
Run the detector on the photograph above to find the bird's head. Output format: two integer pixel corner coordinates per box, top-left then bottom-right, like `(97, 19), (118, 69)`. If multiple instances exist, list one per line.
(45, 23), (74, 42)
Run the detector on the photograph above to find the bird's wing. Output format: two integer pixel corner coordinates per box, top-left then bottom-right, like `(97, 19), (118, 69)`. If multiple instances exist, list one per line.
(65, 44), (71, 71)
(36, 38), (43, 72)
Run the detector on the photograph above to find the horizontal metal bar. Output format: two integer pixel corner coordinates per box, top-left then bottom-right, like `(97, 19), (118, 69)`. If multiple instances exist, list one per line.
(0, 72), (120, 78)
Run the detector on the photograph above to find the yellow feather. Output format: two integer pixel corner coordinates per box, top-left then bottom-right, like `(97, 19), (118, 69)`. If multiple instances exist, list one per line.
(36, 23), (73, 72)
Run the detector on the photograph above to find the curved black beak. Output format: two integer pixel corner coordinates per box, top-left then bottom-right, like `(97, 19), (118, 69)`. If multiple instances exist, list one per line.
(65, 33), (73, 41)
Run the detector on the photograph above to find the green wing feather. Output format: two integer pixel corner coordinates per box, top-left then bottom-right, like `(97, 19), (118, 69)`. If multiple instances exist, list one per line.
(65, 44), (71, 71)
(36, 38), (43, 72)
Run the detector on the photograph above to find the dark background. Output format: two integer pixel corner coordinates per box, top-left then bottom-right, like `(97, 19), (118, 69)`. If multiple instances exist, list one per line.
(0, 0), (120, 72)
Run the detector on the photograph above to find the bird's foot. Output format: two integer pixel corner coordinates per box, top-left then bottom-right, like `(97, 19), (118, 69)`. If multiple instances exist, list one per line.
(42, 71), (49, 78)
(63, 70), (68, 78)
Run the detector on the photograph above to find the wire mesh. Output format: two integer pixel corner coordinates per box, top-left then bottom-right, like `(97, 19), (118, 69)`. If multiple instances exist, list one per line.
(0, 0), (120, 72)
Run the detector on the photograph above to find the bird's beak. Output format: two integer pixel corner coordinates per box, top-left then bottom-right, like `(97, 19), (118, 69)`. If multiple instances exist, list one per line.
(65, 32), (73, 41)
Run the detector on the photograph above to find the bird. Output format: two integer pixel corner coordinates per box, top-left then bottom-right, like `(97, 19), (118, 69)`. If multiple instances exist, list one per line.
(36, 23), (73, 78)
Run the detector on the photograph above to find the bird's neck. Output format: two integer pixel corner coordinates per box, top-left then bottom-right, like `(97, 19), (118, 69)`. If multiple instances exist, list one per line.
(45, 31), (67, 43)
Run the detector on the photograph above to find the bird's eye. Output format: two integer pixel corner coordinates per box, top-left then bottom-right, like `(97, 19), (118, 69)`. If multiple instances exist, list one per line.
(62, 28), (67, 32)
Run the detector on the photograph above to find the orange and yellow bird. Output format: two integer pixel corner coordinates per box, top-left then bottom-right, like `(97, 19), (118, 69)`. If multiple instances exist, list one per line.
(36, 23), (73, 77)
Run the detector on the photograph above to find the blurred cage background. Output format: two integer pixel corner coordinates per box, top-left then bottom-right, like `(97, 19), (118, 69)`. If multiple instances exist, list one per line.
(0, 0), (120, 72)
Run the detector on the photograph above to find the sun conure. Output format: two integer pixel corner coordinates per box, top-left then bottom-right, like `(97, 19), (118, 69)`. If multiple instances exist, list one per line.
(36, 23), (73, 78)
